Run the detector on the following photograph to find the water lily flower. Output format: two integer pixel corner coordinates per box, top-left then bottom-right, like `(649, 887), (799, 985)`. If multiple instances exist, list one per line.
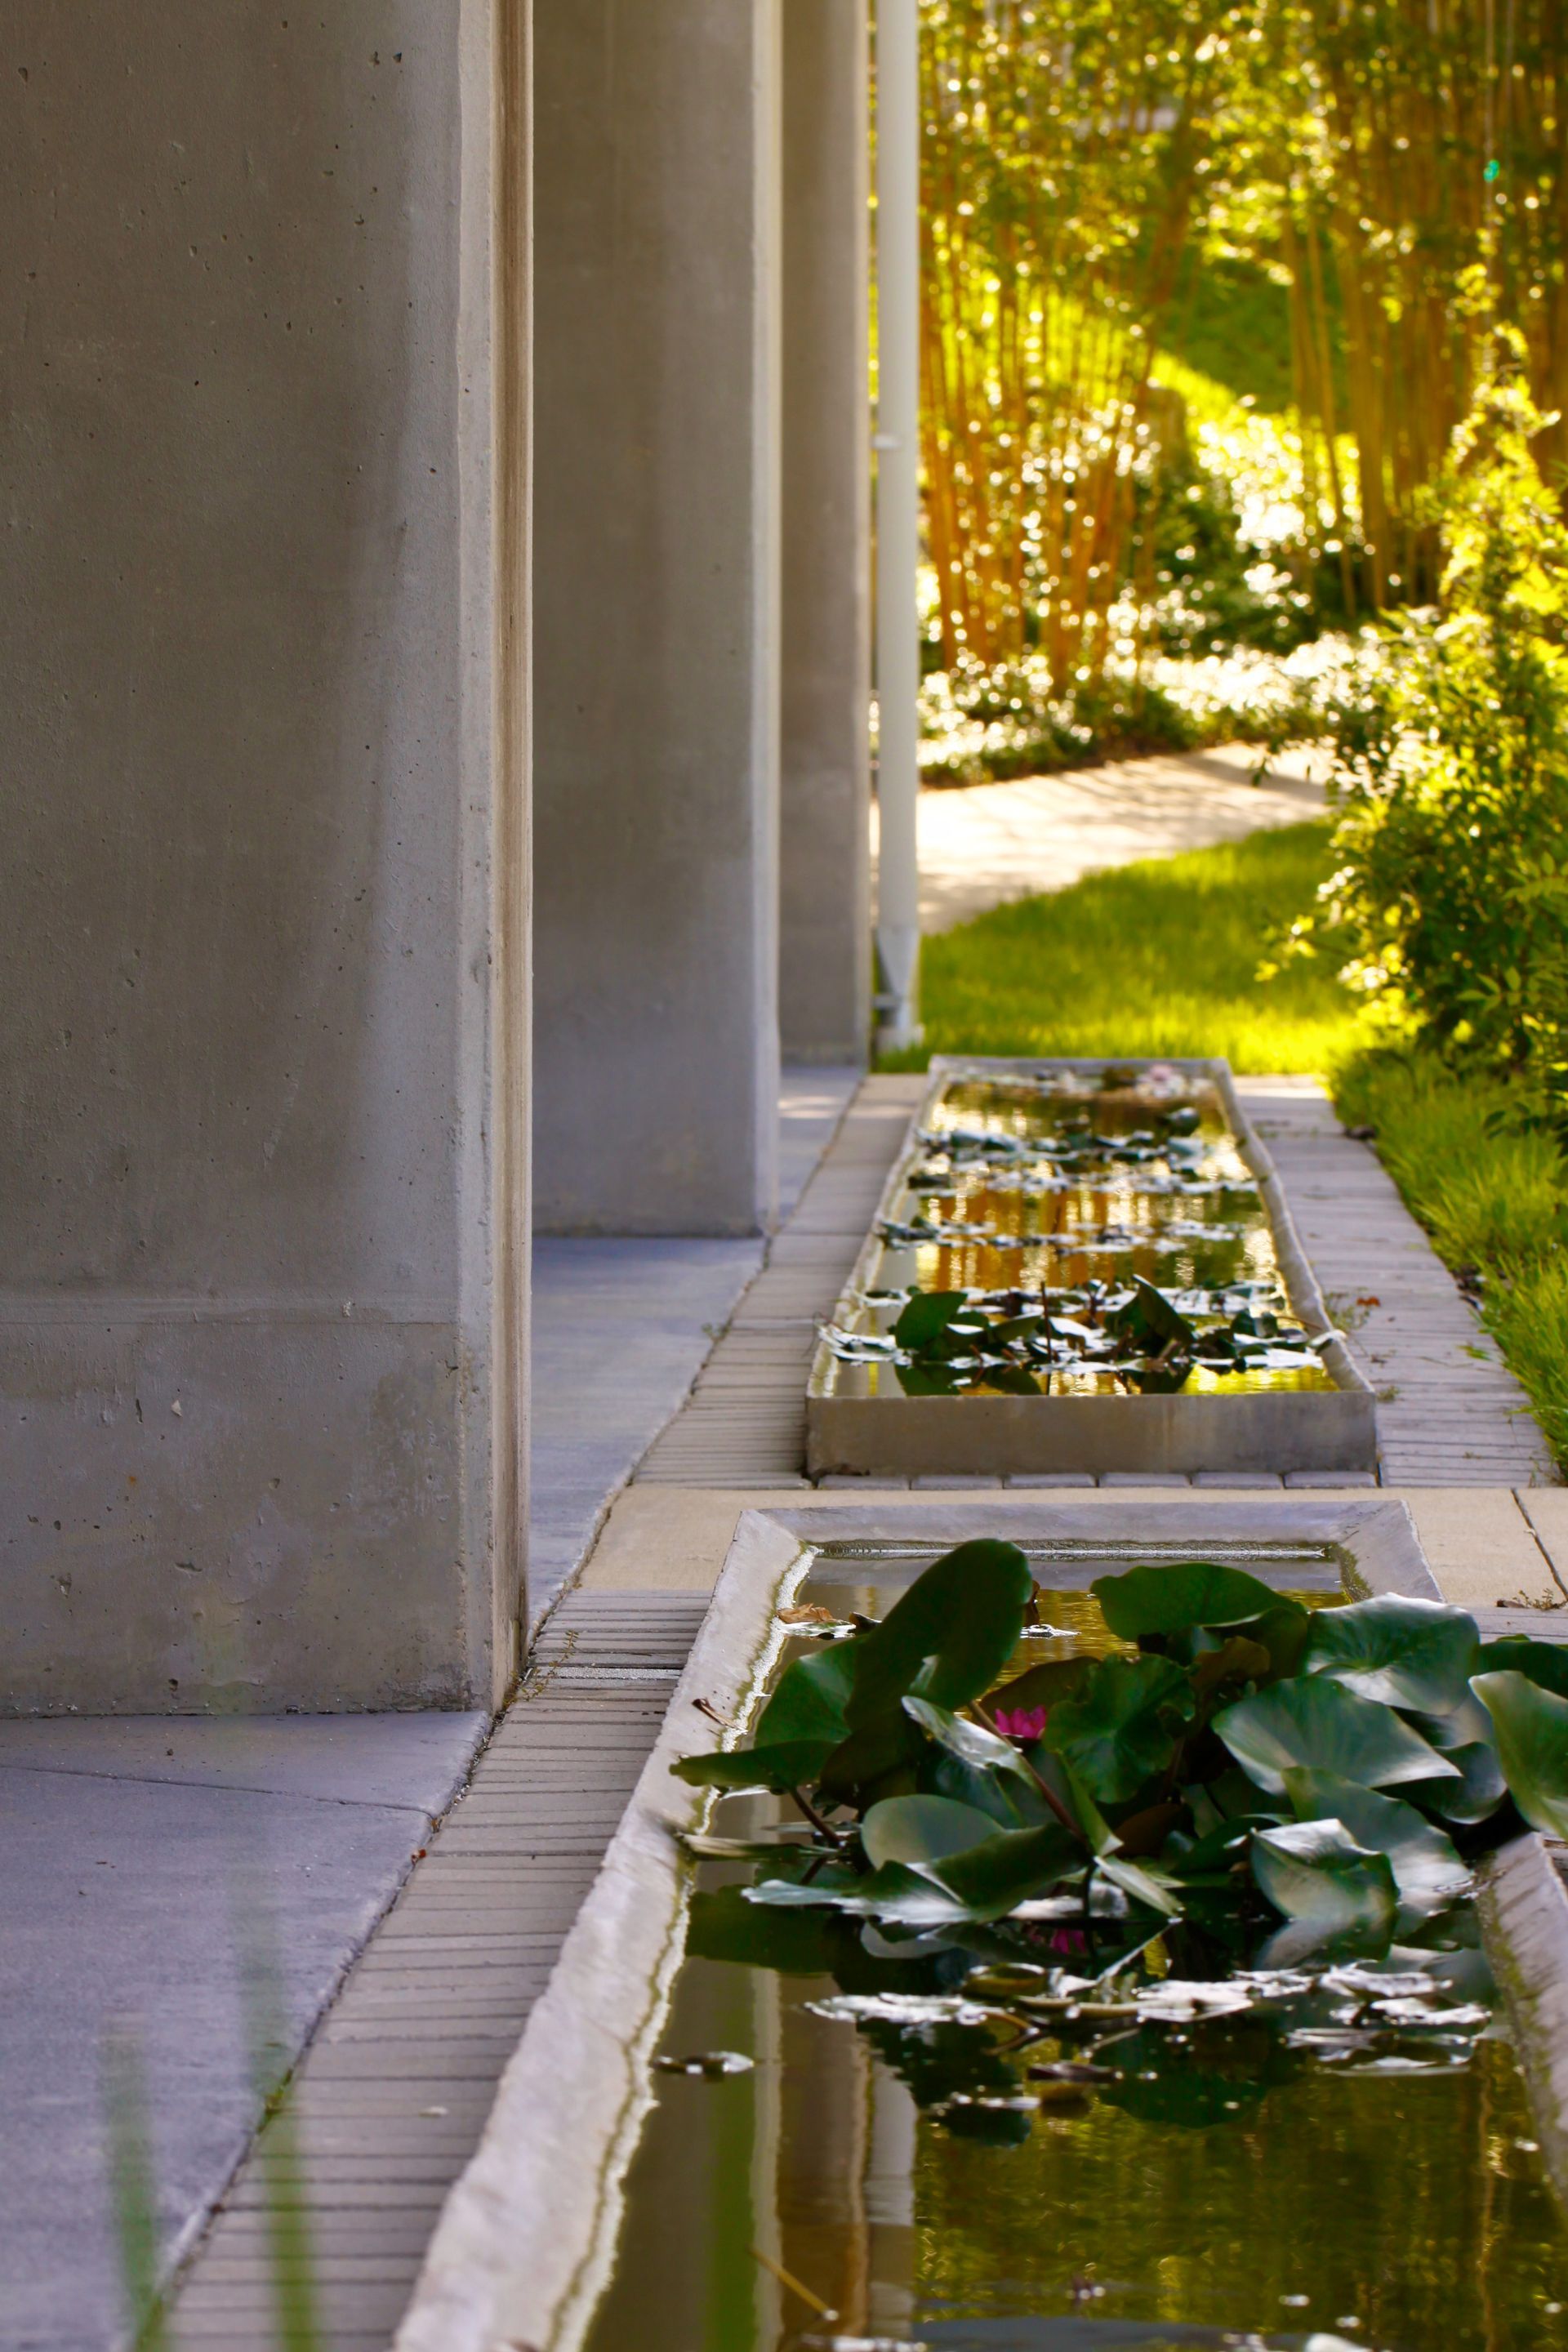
(993, 1704), (1049, 1743)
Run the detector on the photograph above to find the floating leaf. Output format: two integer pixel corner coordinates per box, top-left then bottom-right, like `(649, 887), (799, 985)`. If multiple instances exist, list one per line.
(929, 1819), (1082, 1921)
(1040, 1654), (1194, 1803)
(1105, 1275), (1196, 1356)
(893, 1290), (970, 1351)
(847, 1541), (1035, 1725)
(1094, 1559), (1302, 1642)
(1251, 1819), (1398, 1947)
(753, 1637), (858, 1750)
(1471, 1671), (1568, 1837)
(672, 1737), (841, 1794)
(1478, 1637), (1568, 1703)
(982, 1655), (1093, 1718)
(1304, 1593), (1480, 1714)
(1281, 1769), (1469, 1929)
(862, 1795), (1002, 1873)
(1214, 1678), (1459, 1797)
(1096, 1851), (1183, 1918)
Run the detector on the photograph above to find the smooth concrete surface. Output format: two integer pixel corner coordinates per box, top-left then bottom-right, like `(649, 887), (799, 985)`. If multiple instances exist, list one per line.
(897, 742), (1327, 932)
(0, 1713), (483, 2352)
(580, 1480), (1561, 1601)
(779, 0), (872, 1067)
(532, 0), (782, 1236)
(0, 8), (530, 1712)
(528, 1072), (858, 1612)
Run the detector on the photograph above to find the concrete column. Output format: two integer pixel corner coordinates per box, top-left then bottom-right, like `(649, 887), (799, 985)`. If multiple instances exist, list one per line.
(780, 0), (873, 1070)
(532, 0), (782, 1236)
(0, 3), (532, 1714)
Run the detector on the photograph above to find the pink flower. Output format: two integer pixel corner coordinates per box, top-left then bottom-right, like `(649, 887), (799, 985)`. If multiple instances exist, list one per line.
(993, 1704), (1049, 1744)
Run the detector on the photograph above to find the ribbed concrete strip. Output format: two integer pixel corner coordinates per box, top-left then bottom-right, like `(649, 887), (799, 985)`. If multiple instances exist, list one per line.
(164, 1596), (708, 2351)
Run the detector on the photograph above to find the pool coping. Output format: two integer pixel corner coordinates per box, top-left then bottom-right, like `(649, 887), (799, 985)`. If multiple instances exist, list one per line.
(1479, 1831), (1568, 2212)
(394, 1492), (1450, 2352)
(804, 1056), (1378, 1479)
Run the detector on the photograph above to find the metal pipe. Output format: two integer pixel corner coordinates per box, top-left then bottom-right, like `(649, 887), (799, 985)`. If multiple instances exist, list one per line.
(873, 0), (922, 1052)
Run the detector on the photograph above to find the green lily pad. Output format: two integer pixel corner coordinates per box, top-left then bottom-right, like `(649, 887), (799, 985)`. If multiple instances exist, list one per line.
(893, 1290), (970, 1351)
(752, 1636), (858, 1750)
(862, 1794), (1003, 1873)
(1251, 1818), (1399, 1946)
(1094, 1559), (1303, 1641)
(1477, 1637), (1568, 1703)
(1040, 1653), (1194, 1803)
(1105, 1276), (1196, 1356)
(671, 1736), (840, 1793)
(1471, 1670), (1568, 1837)
(929, 1818), (1082, 1920)
(1214, 1677), (1459, 1797)
(846, 1540), (1034, 1725)
(1281, 1768), (1470, 1929)
(1304, 1593), (1480, 1714)
(983, 1655), (1093, 1717)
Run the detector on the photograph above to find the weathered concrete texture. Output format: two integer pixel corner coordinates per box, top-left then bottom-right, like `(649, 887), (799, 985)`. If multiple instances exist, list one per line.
(0, 7), (528, 1710)
(532, 0), (782, 1236)
(0, 1713), (483, 2352)
(1480, 1836), (1568, 2214)
(779, 0), (872, 1067)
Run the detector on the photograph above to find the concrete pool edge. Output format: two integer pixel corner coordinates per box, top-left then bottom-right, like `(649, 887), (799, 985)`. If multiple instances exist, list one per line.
(804, 1056), (1378, 1479)
(1480, 1832), (1568, 2214)
(393, 1494), (1454, 2352)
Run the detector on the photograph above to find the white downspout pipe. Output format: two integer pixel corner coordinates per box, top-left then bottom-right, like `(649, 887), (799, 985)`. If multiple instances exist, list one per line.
(874, 0), (922, 1053)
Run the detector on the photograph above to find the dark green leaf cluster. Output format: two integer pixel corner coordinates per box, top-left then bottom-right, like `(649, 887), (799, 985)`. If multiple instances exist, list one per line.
(676, 1539), (1568, 1967)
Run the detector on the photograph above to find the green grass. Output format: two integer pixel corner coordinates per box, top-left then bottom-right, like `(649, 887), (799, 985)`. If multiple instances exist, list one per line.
(883, 822), (1361, 1076)
(881, 817), (1568, 1472)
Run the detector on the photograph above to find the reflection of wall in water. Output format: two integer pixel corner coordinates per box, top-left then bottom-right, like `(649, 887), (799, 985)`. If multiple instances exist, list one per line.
(866, 2059), (919, 2336)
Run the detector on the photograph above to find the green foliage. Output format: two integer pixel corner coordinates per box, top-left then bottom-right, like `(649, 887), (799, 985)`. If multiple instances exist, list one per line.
(679, 1546), (1540, 1967)
(880, 822), (1361, 1076)
(1307, 341), (1568, 1089)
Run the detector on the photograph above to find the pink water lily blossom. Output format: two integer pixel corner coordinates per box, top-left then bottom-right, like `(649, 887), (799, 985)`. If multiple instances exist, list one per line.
(993, 1704), (1048, 1744)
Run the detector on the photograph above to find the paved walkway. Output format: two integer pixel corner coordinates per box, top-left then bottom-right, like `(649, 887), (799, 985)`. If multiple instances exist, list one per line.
(879, 741), (1326, 932)
(2, 1070), (859, 2352)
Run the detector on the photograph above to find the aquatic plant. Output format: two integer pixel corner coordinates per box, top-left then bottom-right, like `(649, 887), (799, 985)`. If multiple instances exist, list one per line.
(675, 1540), (1567, 1964)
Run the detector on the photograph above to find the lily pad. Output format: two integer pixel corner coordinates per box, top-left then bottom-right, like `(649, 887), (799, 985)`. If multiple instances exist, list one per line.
(1094, 1559), (1302, 1641)
(1214, 1677), (1459, 1797)
(1281, 1768), (1469, 1928)
(1477, 1636), (1568, 1703)
(1471, 1669), (1568, 1836)
(929, 1818), (1082, 1921)
(1303, 1593), (1480, 1714)
(846, 1540), (1035, 1725)
(1040, 1653), (1194, 1802)
(862, 1794), (1002, 1872)
(1251, 1818), (1399, 1946)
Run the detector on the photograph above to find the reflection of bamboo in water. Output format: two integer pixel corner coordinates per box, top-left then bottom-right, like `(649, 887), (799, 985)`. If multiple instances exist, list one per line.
(752, 1969), (783, 2350)
(777, 2001), (870, 2336)
(864, 2058), (920, 2337)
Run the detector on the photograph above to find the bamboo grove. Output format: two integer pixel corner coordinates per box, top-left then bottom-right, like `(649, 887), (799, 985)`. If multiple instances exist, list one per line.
(915, 0), (1568, 687)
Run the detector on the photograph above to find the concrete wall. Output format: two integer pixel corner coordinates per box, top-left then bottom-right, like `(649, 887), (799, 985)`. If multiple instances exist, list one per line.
(780, 0), (872, 1068)
(0, 2), (530, 1712)
(532, 0), (781, 1236)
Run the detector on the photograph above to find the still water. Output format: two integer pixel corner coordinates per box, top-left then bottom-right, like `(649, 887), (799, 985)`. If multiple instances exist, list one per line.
(817, 1068), (1339, 1402)
(581, 1558), (1568, 2352)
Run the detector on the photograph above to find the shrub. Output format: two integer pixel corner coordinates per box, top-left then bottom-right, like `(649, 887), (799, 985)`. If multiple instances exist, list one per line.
(1300, 333), (1568, 1102)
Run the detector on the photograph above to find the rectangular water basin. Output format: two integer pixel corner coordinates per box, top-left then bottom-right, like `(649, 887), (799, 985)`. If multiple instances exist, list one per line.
(399, 1498), (1568, 2352)
(806, 1057), (1376, 1479)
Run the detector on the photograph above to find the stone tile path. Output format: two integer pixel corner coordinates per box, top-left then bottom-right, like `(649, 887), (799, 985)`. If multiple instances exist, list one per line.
(886, 742), (1325, 933)
(163, 1593), (706, 2352)
(0, 1716), (483, 2352)
(1236, 1076), (1557, 1488)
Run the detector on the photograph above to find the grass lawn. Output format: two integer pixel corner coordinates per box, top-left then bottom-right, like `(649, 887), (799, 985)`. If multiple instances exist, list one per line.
(880, 817), (1568, 1472)
(880, 821), (1359, 1075)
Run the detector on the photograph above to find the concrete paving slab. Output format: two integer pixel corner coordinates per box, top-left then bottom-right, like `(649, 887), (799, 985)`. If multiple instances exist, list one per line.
(0, 1744), (457, 2352)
